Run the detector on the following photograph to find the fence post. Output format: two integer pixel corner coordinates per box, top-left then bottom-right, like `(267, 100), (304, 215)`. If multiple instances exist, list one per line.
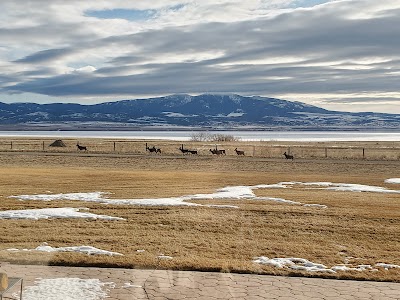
(10, 141), (12, 150)
(113, 142), (116, 152)
(325, 147), (328, 158)
(253, 145), (255, 157)
(363, 148), (365, 159)
(42, 141), (45, 151)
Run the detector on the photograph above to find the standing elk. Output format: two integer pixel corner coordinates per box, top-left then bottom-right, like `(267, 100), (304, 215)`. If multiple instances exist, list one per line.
(76, 143), (87, 151)
(146, 143), (161, 153)
(234, 148), (245, 155)
(283, 152), (294, 160)
(180, 144), (197, 155)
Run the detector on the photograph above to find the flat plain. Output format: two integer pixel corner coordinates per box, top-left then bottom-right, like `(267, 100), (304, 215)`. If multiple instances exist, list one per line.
(0, 138), (399, 282)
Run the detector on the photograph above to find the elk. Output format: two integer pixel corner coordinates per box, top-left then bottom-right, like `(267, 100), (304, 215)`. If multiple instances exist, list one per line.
(179, 144), (190, 154)
(234, 148), (245, 155)
(210, 149), (225, 155)
(180, 144), (197, 155)
(146, 143), (161, 153)
(76, 143), (87, 151)
(283, 152), (294, 160)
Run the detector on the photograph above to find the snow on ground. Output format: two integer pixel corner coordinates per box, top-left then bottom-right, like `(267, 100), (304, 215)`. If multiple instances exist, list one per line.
(9, 180), (400, 210)
(258, 181), (400, 194)
(253, 257), (335, 273)
(158, 255), (173, 260)
(9, 185), (325, 208)
(375, 263), (400, 270)
(0, 207), (124, 220)
(385, 178), (400, 184)
(16, 278), (114, 300)
(10, 191), (238, 208)
(253, 257), (400, 273)
(7, 243), (123, 256)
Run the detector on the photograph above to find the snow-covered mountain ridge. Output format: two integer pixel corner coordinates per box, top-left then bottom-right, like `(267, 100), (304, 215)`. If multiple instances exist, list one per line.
(0, 94), (399, 130)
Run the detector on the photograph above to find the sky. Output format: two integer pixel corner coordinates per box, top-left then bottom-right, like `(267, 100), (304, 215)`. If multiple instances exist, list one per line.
(1, 0), (400, 113)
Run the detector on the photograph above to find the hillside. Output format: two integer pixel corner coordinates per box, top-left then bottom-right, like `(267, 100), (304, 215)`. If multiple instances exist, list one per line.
(1, 94), (399, 130)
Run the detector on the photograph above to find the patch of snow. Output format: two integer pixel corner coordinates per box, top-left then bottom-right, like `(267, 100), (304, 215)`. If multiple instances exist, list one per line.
(252, 183), (289, 189)
(0, 207), (124, 220)
(10, 184), (330, 208)
(158, 255), (173, 260)
(265, 181), (400, 194)
(8, 243), (123, 256)
(324, 183), (400, 194)
(226, 112), (245, 117)
(385, 178), (400, 184)
(331, 264), (376, 272)
(376, 263), (400, 270)
(303, 204), (328, 209)
(228, 94), (242, 104)
(253, 257), (388, 273)
(27, 112), (50, 119)
(10, 192), (110, 202)
(253, 257), (333, 273)
(18, 278), (114, 300)
(162, 112), (198, 118)
(257, 196), (301, 205)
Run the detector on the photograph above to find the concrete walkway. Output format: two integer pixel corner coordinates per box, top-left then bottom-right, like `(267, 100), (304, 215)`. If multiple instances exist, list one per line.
(1, 263), (399, 299)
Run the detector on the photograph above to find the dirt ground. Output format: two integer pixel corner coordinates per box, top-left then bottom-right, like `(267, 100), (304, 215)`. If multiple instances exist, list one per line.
(0, 139), (399, 282)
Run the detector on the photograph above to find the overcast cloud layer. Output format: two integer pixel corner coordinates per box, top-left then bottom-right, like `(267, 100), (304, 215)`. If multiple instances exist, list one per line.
(1, 0), (400, 113)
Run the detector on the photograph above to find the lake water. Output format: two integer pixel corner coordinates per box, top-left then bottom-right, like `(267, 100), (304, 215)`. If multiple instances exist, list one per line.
(0, 130), (399, 141)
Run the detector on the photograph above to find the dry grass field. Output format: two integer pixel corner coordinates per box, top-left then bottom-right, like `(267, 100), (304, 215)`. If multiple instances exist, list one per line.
(0, 138), (399, 282)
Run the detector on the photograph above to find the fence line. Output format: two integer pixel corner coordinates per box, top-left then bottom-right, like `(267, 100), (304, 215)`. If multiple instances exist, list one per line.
(0, 140), (399, 160)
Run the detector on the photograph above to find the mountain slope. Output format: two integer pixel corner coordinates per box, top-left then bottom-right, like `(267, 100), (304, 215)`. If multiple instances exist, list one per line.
(0, 94), (399, 130)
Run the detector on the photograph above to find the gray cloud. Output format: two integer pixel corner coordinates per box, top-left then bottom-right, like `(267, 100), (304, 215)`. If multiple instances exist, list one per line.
(1, 0), (400, 113)
(15, 48), (75, 64)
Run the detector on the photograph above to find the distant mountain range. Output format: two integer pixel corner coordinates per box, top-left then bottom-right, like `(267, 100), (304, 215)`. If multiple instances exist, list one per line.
(1, 94), (400, 130)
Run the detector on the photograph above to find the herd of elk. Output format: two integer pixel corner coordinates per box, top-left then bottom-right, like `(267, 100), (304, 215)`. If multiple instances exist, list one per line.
(283, 152), (294, 160)
(74, 141), (294, 159)
(146, 143), (161, 153)
(56, 141), (291, 159)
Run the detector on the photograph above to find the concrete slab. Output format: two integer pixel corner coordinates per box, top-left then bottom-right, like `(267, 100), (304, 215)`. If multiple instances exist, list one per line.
(1, 263), (399, 299)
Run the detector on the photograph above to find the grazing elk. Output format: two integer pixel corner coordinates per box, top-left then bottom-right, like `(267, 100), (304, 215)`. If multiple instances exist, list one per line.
(76, 143), (87, 151)
(283, 152), (294, 160)
(146, 143), (161, 154)
(179, 144), (190, 154)
(209, 148), (225, 155)
(234, 148), (245, 155)
(180, 144), (198, 155)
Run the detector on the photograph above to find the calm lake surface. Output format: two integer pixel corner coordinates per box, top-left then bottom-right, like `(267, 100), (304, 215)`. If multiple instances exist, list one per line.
(0, 131), (399, 141)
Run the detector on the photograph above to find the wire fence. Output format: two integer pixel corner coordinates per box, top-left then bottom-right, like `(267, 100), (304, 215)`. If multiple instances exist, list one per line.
(0, 139), (399, 160)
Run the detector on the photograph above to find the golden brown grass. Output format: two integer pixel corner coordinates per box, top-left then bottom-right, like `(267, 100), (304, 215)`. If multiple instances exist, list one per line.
(0, 139), (399, 282)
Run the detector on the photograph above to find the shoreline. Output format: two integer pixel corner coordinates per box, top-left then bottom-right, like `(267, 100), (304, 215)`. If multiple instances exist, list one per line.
(0, 130), (400, 142)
